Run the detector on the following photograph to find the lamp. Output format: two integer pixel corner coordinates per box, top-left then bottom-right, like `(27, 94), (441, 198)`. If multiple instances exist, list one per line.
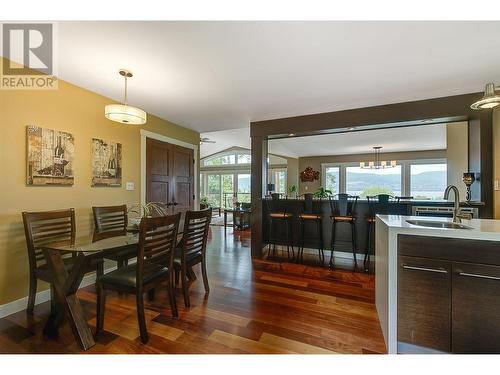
(470, 83), (500, 110)
(360, 146), (397, 169)
(105, 69), (147, 125)
(462, 173), (476, 202)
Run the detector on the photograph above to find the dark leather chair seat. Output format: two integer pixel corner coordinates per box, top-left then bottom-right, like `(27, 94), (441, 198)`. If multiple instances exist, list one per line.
(97, 263), (168, 288)
(35, 255), (102, 282)
(174, 248), (202, 265)
(270, 212), (293, 219)
(102, 246), (137, 261)
(299, 213), (322, 220)
(331, 215), (355, 222)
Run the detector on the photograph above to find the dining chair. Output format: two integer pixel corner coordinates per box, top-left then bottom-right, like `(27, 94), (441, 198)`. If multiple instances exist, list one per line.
(92, 205), (137, 268)
(22, 209), (104, 315)
(174, 208), (212, 308)
(96, 213), (181, 343)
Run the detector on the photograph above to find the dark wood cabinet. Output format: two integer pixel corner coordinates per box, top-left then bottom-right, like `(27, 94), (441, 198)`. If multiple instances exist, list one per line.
(398, 255), (451, 352)
(397, 235), (500, 354)
(452, 262), (500, 353)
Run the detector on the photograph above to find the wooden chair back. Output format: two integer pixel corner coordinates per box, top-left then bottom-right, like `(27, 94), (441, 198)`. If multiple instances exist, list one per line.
(22, 209), (76, 269)
(92, 205), (128, 242)
(180, 208), (212, 260)
(136, 213), (181, 286)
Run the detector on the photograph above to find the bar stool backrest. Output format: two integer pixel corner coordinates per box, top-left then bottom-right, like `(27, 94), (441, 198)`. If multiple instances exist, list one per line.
(301, 193), (323, 215)
(367, 194), (395, 217)
(329, 193), (358, 217)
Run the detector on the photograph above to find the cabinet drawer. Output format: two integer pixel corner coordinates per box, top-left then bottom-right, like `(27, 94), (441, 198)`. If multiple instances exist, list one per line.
(452, 262), (500, 353)
(398, 256), (451, 352)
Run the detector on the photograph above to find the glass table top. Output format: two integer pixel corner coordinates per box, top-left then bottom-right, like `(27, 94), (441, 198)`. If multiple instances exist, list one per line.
(42, 233), (139, 253)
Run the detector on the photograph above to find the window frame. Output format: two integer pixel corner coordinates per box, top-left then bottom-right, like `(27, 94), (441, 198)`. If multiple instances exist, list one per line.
(321, 158), (447, 198)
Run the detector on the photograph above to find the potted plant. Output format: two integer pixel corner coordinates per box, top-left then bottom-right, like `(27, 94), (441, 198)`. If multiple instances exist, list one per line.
(288, 184), (297, 198)
(313, 186), (332, 198)
(200, 196), (209, 209)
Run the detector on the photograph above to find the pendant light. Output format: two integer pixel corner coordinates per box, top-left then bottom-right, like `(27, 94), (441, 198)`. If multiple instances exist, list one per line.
(105, 69), (147, 125)
(360, 146), (397, 169)
(470, 83), (500, 110)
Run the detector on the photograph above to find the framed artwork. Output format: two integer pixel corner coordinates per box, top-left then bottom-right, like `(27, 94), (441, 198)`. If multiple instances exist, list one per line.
(91, 138), (122, 187)
(26, 125), (75, 186)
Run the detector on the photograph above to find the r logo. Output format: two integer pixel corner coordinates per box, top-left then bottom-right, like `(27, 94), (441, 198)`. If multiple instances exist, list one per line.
(2, 23), (53, 75)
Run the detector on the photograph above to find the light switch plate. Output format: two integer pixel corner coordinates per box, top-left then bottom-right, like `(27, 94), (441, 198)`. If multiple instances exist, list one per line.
(126, 182), (135, 191)
(495, 180), (499, 191)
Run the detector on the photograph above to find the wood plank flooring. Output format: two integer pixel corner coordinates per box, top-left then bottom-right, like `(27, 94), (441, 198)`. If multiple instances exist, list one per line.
(0, 226), (386, 354)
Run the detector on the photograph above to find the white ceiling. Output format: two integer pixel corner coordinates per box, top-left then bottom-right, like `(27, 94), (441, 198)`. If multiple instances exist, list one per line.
(27, 21), (500, 133)
(201, 123), (447, 158)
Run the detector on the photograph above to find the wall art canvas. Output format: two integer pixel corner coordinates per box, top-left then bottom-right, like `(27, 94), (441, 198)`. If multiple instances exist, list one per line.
(91, 138), (122, 187)
(26, 125), (75, 185)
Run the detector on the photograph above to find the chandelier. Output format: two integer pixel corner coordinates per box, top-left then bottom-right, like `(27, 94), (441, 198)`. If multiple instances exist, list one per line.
(360, 146), (396, 169)
(105, 69), (147, 125)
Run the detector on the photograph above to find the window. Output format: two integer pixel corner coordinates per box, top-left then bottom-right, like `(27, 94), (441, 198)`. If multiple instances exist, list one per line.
(346, 165), (402, 197)
(203, 154), (235, 166)
(207, 174), (221, 207)
(269, 168), (287, 194)
(324, 166), (340, 194)
(237, 173), (251, 203)
(237, 154), (251, 164)
(410, 163), (447, 200)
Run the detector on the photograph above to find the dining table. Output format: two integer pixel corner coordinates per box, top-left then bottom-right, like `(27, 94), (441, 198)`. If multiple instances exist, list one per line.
(41, 229), (184, 350)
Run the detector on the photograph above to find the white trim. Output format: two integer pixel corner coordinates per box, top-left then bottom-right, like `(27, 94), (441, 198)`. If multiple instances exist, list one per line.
(0, 265), (117, 319)
(140, 129), (198, 210)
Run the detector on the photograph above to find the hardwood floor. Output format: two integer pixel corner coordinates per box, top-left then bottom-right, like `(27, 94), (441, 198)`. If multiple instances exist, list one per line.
(0, 226), (386, 354)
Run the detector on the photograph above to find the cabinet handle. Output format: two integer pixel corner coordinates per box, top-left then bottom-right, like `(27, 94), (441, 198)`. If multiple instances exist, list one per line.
(456, 271), (500, 281)
(401, 264), (448, 274)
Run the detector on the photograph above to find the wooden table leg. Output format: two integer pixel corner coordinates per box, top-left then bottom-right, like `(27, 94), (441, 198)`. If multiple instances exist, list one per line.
(42, 249), (96, 351)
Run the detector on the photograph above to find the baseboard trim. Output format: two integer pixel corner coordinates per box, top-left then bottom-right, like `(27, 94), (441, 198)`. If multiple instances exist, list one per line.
(0, 265), (118, 319)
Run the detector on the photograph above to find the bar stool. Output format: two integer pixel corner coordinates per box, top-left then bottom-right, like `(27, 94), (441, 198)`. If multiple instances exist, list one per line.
(329, 194), (359, 269)
(298, 193), (324, 264)
(365, 194), (396, 272)
(265, 193), (295, 260)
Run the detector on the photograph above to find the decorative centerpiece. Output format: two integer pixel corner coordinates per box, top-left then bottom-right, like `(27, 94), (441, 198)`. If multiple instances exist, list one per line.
(462, 172), (476, 202)
(127, 202), (169, 227)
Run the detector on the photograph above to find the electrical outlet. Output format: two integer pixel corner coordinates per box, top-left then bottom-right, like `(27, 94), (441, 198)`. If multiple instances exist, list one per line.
(495, 180), (499, 191)
(126, 182), (135, 191)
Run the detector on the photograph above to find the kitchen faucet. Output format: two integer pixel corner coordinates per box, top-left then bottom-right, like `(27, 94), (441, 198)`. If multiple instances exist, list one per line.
(443, 185), (472, 223)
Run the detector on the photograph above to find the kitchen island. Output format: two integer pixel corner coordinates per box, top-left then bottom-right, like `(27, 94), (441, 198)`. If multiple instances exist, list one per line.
(376, 215), (500, 354)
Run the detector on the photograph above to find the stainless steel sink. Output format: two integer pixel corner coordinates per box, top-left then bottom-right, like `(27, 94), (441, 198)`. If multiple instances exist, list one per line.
(405, 219), (473, 230)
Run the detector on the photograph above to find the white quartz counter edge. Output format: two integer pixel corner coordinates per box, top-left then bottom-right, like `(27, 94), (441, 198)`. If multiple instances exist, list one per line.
(377, 215), (500, 241)
(375, 215), (500, 354)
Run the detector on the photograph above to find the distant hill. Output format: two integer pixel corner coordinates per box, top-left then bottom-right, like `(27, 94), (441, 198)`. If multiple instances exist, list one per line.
(347, 170), (446, 191)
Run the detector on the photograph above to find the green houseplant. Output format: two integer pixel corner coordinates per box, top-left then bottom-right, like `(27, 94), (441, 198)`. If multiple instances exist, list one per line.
(287, 184), (297, 198)
(200, 196), (209, 209)
(313, 186), (332, 198)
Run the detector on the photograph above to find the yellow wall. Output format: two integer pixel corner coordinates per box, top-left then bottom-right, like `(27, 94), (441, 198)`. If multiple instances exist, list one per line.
(0, 62), (199, 305)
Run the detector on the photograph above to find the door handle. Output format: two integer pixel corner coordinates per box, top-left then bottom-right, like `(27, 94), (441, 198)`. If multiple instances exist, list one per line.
(401, 264), (448, 274)
(456, 271), (500, 281)
(171, 202), (178, 206)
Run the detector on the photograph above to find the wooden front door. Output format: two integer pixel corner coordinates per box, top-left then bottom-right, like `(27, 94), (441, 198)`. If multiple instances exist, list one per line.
(146, 138), (194, 218)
